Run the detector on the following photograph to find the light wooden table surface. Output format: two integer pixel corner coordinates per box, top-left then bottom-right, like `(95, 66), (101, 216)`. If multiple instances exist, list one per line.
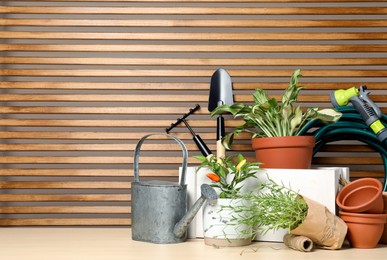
(0, 228), (386, 260)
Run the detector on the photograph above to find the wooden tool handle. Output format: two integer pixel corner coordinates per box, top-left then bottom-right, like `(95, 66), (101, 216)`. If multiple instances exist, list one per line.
(216, 139), (226, 160)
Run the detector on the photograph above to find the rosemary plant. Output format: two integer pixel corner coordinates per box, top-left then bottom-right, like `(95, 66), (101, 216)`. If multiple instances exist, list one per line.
(228, 178), (308, 238)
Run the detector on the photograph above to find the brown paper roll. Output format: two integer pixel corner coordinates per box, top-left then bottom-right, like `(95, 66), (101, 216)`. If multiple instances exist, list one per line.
(283, 234), (313, 252)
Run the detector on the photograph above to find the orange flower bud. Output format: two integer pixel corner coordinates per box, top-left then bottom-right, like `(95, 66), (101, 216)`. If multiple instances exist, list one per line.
(206, 173), (220, 182)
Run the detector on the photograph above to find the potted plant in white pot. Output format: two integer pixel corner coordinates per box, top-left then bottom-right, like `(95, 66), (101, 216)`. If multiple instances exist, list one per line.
(211, 69), (342, 169)
(194, 153), (261, 247)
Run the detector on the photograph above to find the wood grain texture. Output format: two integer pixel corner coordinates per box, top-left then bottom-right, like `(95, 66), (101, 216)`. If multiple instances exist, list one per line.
(1, 82), (387, 90)
(3, 19), (387, 27)
(1, 0), (386, 226)
(2, 44), (387, 53)
(1, 7), (387, 15)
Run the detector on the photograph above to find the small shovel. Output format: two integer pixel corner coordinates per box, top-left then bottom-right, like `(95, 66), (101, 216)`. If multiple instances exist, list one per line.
(208, 68), (234, 159)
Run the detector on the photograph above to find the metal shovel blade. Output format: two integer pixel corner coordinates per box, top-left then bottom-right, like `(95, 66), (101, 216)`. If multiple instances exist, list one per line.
(208, 68), (234, 112)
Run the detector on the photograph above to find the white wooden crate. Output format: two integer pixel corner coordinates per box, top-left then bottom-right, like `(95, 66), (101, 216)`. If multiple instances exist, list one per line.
(181, 166), (349, 242)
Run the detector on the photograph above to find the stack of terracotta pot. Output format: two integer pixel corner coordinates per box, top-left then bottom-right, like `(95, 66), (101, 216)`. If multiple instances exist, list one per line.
(336, 178), (387, 248)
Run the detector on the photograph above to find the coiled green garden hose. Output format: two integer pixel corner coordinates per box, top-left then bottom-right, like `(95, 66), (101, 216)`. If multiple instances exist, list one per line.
(300, 106), (387, 192)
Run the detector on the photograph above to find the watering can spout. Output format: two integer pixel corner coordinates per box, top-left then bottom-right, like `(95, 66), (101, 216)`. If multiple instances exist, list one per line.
(173, 184), (218, 239)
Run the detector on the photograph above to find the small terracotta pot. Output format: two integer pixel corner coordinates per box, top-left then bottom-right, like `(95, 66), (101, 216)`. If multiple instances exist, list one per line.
(336, 178), (384, 213)
(251, 136), (315, 169)
(339, 211), (387, 249)
(380, 192), (387, 244)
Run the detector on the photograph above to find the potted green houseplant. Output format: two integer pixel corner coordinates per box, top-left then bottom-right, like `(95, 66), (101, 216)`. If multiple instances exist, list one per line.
(211, 69), (342, 169)
(194, 154), (261, 247)
(228, 178), (348, 250)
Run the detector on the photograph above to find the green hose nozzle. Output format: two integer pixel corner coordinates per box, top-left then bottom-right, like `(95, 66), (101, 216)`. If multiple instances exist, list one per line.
(330, 85), (387, 144)
(330, 86), (358, 107)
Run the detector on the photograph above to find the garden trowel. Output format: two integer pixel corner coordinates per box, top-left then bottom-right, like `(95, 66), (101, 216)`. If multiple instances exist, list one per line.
(208, 68), (234, 159)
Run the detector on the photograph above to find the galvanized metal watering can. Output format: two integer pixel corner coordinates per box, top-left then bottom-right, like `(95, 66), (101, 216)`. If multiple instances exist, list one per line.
(131, 133), (217, 244)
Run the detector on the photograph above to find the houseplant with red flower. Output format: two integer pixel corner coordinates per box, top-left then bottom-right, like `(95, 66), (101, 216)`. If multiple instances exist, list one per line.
(195, 153), (261, 246)
(194, 154), (261, 199)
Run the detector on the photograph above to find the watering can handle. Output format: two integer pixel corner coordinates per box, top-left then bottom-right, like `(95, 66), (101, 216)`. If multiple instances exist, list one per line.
(133, 133), (188, 187)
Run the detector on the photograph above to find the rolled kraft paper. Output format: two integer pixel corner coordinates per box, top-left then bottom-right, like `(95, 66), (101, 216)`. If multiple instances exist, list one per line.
(290, 196), (348, 250)
(283, 234), (313, 252)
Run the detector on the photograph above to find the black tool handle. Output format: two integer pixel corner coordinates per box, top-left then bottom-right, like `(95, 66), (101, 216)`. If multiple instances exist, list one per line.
(217, 115), (225, 140)
(193, 135), (212, 158)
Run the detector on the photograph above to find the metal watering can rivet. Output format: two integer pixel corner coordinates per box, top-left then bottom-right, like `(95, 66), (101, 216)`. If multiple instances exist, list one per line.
(131, 133), (217, 244)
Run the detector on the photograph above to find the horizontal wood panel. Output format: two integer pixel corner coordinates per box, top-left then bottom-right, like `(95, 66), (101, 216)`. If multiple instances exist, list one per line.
(2, 32), (387, 41)
(4, 57), (387, 66)
(318, 145), (380, 153)
(0, 218), (131, 226)
(0, 143), (378, 152)
(0, 169), (173, 177)
(0, 106), (210, 115)
(0, 182), (131, 189)
(1, 82), (387, 91)
(0, 168), (383, 178)
(2, 69), (387, 78)
(0, 93), (361, 102)
(0, 194), (131, 202)
(0, 206), (130, 214)
(312, 157), (383, 165)
(2, 44), (387, 52)
(0, 131), (221, 140)
(0, 156), (191, 164)
(0, 119), (221, 128)
(3, 19), (387, 28)
(342, 170), (385, 178)
(0, 82), (213, 90)
(0, 141), (381, 157)
(2, 94), (386, 104)
(0, 143), (221, 152)
(3, 106), (387, 115)
(0, 156), (383, 165)
(0, 93), (340, 102)
(2, 7), (386, 15)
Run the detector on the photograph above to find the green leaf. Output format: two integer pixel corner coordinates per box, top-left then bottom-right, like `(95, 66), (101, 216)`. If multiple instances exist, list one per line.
(221, 133), (234, 150)
(282, 69), (303, 107)
(253, 88), (270, 105)
(290, 106), (302, 134)
(226, 161), (236, 171)
(193, 155), (207, 162)
(281, 105), (292, 121)
(211, 103), (247, 117)
(315, 108), (342, 123)
(237, 154), (245, 163)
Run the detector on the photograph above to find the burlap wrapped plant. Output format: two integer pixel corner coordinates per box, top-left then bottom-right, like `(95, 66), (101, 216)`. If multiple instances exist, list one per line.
(229, 179), (348, 250)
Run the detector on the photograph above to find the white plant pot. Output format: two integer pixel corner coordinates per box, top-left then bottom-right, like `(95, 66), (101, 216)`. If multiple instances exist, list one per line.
(202, 198), (252, 247)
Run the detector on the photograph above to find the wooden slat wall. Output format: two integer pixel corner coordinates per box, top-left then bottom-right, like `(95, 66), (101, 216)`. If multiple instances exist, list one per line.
(1, 0), (386, 226)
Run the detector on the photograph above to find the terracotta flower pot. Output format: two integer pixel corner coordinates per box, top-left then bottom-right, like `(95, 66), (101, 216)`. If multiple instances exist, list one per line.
(251, 136), (315, 169)
(380, 192), (387, 244)
(336, 178), (384, 214)
(339, 211), (387, 249)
